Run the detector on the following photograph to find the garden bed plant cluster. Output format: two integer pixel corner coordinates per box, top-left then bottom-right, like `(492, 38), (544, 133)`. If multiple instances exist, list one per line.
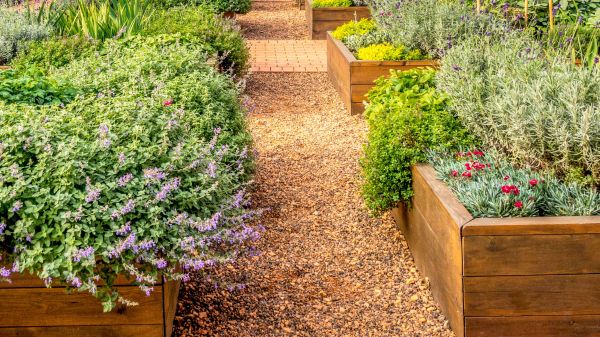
(356, 0), (599, 336)
(0, 0), (256, 336)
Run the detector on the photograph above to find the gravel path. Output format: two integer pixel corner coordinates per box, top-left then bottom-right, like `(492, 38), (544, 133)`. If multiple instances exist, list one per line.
(237, 2), (308, 40)
(172, 73), (455, 337)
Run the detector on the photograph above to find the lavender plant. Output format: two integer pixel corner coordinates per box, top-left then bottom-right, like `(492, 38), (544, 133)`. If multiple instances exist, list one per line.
(437, 30), (600, 187)
(0, 7), (49, 64)
(0, 36), (258, 311)
(429, 150), (600, 218)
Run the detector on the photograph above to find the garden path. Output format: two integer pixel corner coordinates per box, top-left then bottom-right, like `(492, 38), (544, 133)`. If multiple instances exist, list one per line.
(172, 2), (455, 336)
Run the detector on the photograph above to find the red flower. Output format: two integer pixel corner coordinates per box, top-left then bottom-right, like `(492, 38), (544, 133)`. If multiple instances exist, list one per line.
(529, 179), (538, 187)
(465, 163), (472, 171)
(451, 170), (459, 177)
(462, 171), (472, 178)
(504, 175), (510, 181)
(163, 99), (173, 107)
(514, 201), (523, 209)
(473, 162), (486, 170)
(501, 185), (512, 194)
(472, 150), (485, 157)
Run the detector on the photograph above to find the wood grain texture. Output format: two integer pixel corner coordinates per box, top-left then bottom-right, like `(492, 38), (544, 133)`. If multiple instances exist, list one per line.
(0, 325), (164, 337)
(327, 32), (352, 111)
(0, 286), (164, 327)
(464, 274), (600, 316)
(463, 217), (600, 236)
(306, 0), (370, 39)
(465, 316), (600, 337)
(393, 165), (473, 337)
(0, 272), (136, 289)
(163, 280), (181, 337)
(463, 234), (600, 276)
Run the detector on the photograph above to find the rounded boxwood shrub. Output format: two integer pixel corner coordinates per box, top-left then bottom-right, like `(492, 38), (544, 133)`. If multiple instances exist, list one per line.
(0, 35), (256, 311)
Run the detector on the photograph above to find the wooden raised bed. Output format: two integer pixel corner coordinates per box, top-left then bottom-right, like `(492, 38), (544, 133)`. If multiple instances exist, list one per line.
(327, 32), (439, 115)
(392, 165), (600, 337)
(305, 0), (370, 40)
(0, 272), (180, 337)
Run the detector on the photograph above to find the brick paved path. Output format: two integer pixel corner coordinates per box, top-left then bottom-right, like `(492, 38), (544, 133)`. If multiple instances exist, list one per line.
(248, 40), (327, 73)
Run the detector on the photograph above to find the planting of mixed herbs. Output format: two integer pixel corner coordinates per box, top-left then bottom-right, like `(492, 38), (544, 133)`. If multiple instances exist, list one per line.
(312, 0), (368, 7)
(361, 0), (599, 217)
(0, 0), (257, 311)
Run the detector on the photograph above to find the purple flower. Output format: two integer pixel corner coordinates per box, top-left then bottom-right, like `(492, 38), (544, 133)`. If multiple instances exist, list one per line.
(143, 168), (166, 181)
(0, 266), (10, 278)
(155, 259), (167, 269)
(116, 222), (131, 236)
(118, 173), (133, 187)
(232, 190), (245, 208)
(207, 162), (217, 178)
(595, 57), (599, 65)
(155, 178), (181, 201)
(85, 188), (101, 203)
(118, 153), (126, 164)
(0, 223), (6, 235)
(136, 239), (156, 252)
(452, 65), (462, 71)
(120, 199), (135, 216)
(12, 201), (22, 212)
(108, 232), (136, 258)
(73, 246), (95, 262)
(71, 277), (82, 288)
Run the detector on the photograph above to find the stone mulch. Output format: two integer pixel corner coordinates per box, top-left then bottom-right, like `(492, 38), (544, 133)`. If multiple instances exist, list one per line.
(172, 72), (455, 337)
(237, 2), (308, 40)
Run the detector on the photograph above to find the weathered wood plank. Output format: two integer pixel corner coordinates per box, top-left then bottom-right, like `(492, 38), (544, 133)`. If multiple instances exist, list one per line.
(0, 325), (164, 337)
(0, 286), (164, 327)
(0, 272), (136, 289)
(163, 280), (181, 337)
(394, 165), (473, 337)
(465, 316), (600, 337)
(463, 217), (600, 236)
(351, 84), (373, 103)
(464, 274), (600, 316)
(327, 32), (352, 111)
(464, 234), (600, 276)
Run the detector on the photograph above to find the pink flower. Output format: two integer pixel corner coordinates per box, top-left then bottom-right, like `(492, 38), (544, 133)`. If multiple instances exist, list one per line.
(462, 171), (472, 178)
(514, 201), (523, 209)
(529, 179), (538, 187)
(504, 175), (510, 181)
(163, 99), (173, 107)
(451, 170), (459, 177)
(465, 163), (472, 171)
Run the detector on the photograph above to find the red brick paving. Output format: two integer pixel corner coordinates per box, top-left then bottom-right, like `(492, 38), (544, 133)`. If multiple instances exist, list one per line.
(248, 40), (327, 73)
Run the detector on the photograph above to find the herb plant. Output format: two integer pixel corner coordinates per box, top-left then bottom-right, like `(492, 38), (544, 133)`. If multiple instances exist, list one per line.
(0, 68), (77, 105)
(356, 43), (424, 60)
(0, 7), (50, 65)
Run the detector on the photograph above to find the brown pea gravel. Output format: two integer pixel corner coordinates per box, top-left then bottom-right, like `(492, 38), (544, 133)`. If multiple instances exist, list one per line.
(171, 73), (456, 337)
(236, 2), (309, 40)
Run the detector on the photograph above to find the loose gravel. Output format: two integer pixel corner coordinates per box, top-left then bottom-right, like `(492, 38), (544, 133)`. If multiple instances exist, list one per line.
(172, 73), (455, 337)
(237, 2), (308, 40)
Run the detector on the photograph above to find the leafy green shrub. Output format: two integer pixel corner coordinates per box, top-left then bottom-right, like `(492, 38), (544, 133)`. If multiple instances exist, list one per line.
(0, 35), (255, 311)
(0, 7), (50, 64)
(11, 36), (99, 73)
(142, 6), (249, 77)
(344, 29), (390, 52)
(312, 0), (352, 7)
(0, 68), (77, 105)
(438, 31), (600, 187)
(429, 150), (600, 217)
(368, 0), (509, 58)
(331, 18), (376, 42)
(148, 0), (252, 14)
(356, 43), (424, 60)
(361, 69), (477, 212)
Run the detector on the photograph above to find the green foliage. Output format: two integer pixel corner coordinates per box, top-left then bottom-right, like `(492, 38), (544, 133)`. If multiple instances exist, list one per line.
(429, 150), (600, 217)
(148, 0), (252, 14)
(0, 35), (254, 310)
(142, 6), (249, 77)
(312, 0), (352, 7)
(344, 29), (390, 52)
(331, 18), (376, 42)
(0, 7), (50, 65)
(11, 36), (99, 73)
(356, 43), (424, 60)
(0, 68), (77, 105)
(438, 31), (600, 187)
(361, 69), (477, 212)
(41, 0), (152, 40)
(369, 0), (509, 58)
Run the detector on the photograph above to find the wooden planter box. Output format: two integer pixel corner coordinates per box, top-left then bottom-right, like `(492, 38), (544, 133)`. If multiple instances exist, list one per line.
(327, 32), (438, 115)
(305, 0), (370, 40)
(392, 165), (600, 337)
(0, 272), (180, 337)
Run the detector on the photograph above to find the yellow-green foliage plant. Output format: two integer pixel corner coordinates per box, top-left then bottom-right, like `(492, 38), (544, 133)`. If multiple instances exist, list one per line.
(331, 18), (375, 41)
(312, 0), (352, 8)
(356, 43), (424, 61)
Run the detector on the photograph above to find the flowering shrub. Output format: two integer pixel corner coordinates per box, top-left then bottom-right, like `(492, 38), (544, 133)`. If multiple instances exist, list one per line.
(438, 30), (600, 187)
(356, 43), (424, 60)
(368, 0), (509, 58)
(0, 7), (50, 64)
(429, 150), (600, 217)
(0, 36), (257, 311)
(361, 69), (477, 212)
(142, 6), (249, 77)
(331, 18), (376, 42)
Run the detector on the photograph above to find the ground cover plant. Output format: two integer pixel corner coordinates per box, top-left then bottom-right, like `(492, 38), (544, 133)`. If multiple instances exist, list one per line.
(0, 0), (256, 312)
(312, 0), (367, 7)
(149, 0), (252, 14)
